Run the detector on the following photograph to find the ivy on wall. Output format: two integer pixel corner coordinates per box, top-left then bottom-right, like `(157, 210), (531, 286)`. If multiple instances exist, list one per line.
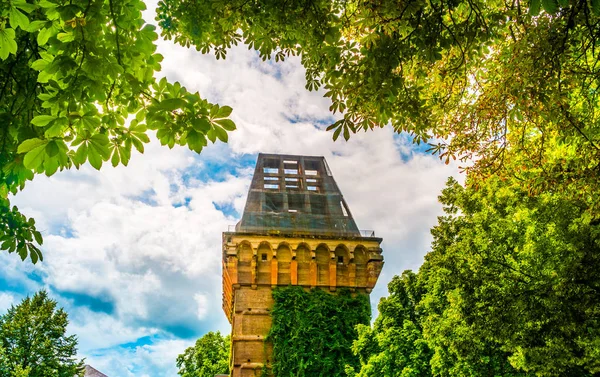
(267, 286), (371, 377)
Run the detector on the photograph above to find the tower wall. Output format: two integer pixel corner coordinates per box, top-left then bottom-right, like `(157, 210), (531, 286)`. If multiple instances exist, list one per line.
(222, 233), (383, 377)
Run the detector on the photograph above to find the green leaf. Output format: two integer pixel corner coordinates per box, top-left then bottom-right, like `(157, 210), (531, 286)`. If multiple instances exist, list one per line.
(45, 141), (59, 157)
(23, 145), (47, 169)
(111, 148), (120, 167)
(44, 156), (59, 176)
(0, 28), (18, 60)
(31, 58), (50, 71)
(33, 231), (43, 245)
(131, 137), (144, 153)
(215, 119), (236, 131)
(81, 115), (101, 131)
(529, 0), (541, 15)
(215, 105), (233, 118)
(31, 115), (57, 127)
(14, 1), (37, 13)
(44, 117), (66, 138)
(25, 20), (46, 32)
(73, 143), (88, 165)
(17, 138), (47, 154)
(89, 134), (110, 157)
(207, 129), (217, 143)
(87, 148), (103, 170)
(591, 0), (600, 14)
(157, 98), (186, 111)
(192, 118), (211, 132)
(57, 32), (75, 43)
(119, 144), (131, 166)
(213, 125), (228, 143)
(541, 0), (558, 13)
(9, 7), (30, 30)
(333, 126), (342, 141)
(37, 27), (55, 46)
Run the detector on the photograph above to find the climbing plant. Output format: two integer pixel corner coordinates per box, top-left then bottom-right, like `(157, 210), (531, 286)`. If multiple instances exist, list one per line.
(267, 286), (370, 377)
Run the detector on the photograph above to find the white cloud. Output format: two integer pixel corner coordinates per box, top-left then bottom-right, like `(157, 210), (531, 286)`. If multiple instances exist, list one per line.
(194, 293), (209, 320)
(84, 338), (190, 377)
(0, 292), (15, 313)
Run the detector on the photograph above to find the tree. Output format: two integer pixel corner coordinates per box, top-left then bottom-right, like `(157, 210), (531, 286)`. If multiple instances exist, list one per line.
(347, 271), (434, 377)
(418, 175), (600, 376)
(348, 270), (529, 377)
(352, 171), (600, 376)
(0, 290), (84, 377)
(0, 0), (236, 262)
(158, 0), (600, 209)
(176, 331), (230, 377)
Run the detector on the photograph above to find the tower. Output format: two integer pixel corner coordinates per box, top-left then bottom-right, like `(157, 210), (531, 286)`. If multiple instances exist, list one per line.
(222, 154), (384, 377)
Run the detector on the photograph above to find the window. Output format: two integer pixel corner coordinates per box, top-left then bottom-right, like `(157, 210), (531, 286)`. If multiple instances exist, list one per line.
(284, 160), (299, 175)
(337, 256), (344, 264)
(261, 253), (268, 261)
(264, 183), (279, 189)
(263, 158), (279, 174)
(285, 177), (301, 190)
(306, 178), (321, 192)
(304, 160), (321, 176)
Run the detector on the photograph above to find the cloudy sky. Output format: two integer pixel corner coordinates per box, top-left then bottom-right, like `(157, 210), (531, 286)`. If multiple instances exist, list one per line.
(1, 3), (462, 376)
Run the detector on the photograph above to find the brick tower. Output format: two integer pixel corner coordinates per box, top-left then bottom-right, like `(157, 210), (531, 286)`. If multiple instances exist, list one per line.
(222, 153), (384, 377)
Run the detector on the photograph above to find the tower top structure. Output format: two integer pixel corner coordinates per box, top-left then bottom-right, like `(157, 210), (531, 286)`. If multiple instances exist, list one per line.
(236, 153), (361, 237)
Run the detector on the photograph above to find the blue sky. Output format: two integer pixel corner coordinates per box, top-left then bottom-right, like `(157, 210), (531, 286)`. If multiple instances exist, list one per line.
(1, 2), (461, 376)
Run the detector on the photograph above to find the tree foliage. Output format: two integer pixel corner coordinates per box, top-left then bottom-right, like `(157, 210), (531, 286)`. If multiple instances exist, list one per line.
(421, 176), (600, 376)
(267, 287), (370, 377)
(347, 271), (434, 377)
(352, 174), (600, 377)
(0, 290), (84, 377)
(158, 0), (600, 209)
(176, 331), (230, 377)
(0, 0), (235, 262)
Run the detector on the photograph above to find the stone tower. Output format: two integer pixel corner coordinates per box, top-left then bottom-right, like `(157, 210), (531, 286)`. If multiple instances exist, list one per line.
(222, 153), (384, 377)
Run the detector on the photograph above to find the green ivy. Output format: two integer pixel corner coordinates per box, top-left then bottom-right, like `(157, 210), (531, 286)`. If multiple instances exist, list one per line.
(267, 286), (370, 377)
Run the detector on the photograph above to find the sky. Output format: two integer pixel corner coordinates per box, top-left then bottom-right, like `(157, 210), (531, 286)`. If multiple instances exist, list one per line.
(2, 3), (461, 376)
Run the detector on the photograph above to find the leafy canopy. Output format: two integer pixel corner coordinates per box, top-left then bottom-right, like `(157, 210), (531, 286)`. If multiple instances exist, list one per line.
(353, 171), (600, 377)
(0, 0), (236, 263)
(0, 290), (84, 377)
(158, 0), (600, 208)
(420, 175), (600, 376)
(0, 0), (237, 263)
(176, 331), (230, 377)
